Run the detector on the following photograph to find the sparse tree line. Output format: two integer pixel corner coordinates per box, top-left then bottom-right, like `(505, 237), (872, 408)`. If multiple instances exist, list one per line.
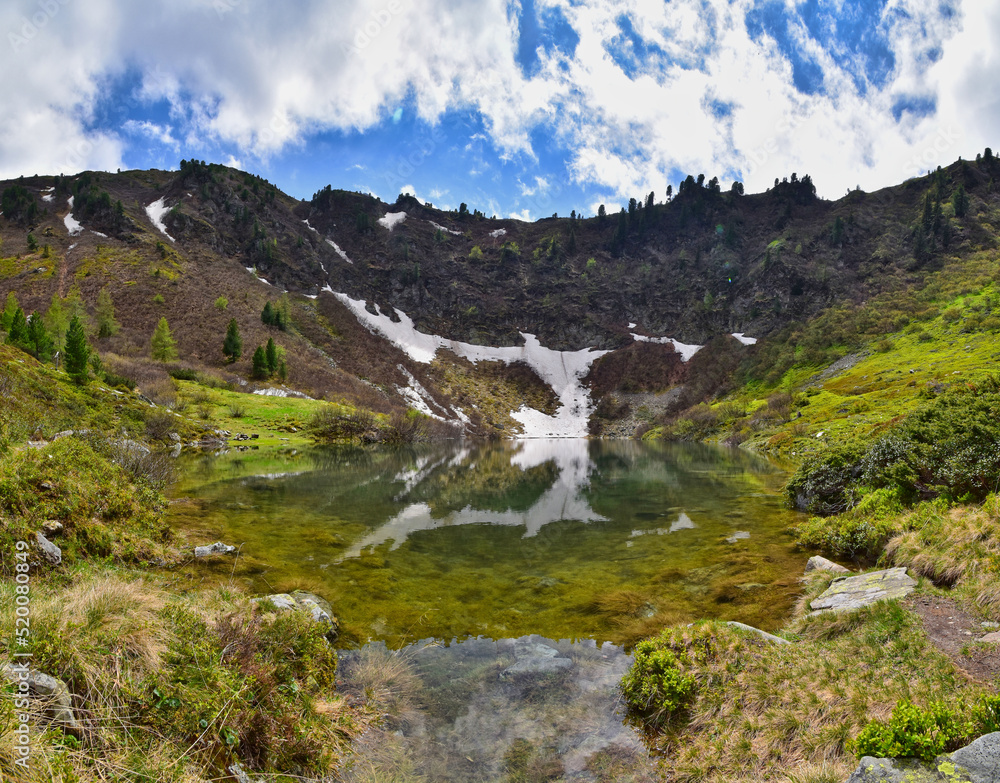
(0, 287), (290, 387)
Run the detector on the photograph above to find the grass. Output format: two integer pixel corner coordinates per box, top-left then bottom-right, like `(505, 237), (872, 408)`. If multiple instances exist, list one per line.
(626, 598), (988, 783)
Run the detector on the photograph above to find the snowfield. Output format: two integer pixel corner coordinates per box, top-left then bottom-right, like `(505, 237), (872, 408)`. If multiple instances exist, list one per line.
(630, 332), (703, 361)
(325, 238), (353, 264)
(332, 292), (609, 438)
(377, 211), (407, 230)
(145, 198), (175, 241)
(63, 197), (83, 236)
(731, 333), (758, 346)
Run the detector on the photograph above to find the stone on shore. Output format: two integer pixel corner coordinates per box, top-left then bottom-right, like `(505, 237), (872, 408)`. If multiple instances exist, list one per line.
(253, 590), (339, 642)
(805, 555), (850, 574)
(194, 541), (236, 557)
(724, 621), (791, 645)
(809, 567), (916, 614)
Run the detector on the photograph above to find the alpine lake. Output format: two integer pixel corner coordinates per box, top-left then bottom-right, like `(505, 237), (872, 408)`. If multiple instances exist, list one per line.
(168, 439), (807, 781)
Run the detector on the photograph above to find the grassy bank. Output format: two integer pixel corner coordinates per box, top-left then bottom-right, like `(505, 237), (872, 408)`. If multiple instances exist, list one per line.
(0, 348), (393, 781)
(627, 261), (1000, 780)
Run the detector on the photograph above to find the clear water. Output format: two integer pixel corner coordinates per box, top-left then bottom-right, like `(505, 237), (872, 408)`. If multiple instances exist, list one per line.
(169, 439), (805, 649)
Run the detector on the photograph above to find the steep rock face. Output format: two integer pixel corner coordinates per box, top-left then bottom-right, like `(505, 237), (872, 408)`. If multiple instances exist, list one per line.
(1, 156), (996, 432)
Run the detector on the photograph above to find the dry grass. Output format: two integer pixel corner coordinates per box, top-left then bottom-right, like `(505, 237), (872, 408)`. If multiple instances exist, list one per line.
(637, 600), (981, 783)
(886, 494), (1000, 611)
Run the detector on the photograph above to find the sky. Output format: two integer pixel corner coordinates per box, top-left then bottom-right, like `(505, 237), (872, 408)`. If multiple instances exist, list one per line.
(1, 0), (997, 220)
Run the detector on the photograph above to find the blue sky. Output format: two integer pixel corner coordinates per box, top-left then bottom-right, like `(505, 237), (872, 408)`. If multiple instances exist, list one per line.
(1, 0), (997, 219)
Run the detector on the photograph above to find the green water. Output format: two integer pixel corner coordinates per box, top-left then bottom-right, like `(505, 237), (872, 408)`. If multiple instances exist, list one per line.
(169, 439), (806, 648)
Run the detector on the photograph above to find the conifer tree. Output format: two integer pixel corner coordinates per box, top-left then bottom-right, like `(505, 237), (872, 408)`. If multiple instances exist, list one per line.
(64, 316), (90, 384)
(8, 307), (28, 346)
(261, 301), (274, 326)
(44, 294), (68, 352)
(1, 291), (19, 333)
(250, 345), (269, 379)
(151, 317), (177, 361)
(24, 314), (54, 362)
(223, 319), (242, 363)
(265, 337), (278, 375)
(95, 287), (120, 338)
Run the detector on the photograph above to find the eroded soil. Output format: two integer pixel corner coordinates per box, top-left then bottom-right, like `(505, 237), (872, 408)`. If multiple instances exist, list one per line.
(907, 594), (1000, 683)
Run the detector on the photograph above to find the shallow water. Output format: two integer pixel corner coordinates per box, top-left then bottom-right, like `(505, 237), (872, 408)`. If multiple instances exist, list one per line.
(334, 634), (658, 782)
(169, 439), (805, 649)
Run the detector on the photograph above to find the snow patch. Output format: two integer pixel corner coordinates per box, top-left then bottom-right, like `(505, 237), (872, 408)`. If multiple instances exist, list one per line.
(41, 192), (54, 203)
(395, 365), (448, 420)
(325, 238), (353, 264)
(145, 198), (175, 241)
(429, 221), (462, 236)
(332, 292), (608, 437)
(731, 333), (758, 346)
(489, 228), (507, 238)
(630, 332), (703, 362)
(377, 211), (407, 230)
(245, 267), (273, 286)
(627, 322), (637, 329)
(302, 219), (318, 233)
(63, 197), (83, 236)
(92, 231), (108, 238)
(253, 387), (313, 400)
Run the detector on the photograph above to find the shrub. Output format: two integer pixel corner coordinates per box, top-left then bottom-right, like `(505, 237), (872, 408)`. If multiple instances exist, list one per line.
(850, 700), (981, 761)
(621, 637), (697, 725)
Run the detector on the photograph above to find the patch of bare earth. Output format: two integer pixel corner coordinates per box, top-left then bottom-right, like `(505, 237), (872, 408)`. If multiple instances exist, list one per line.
(906, 594), (1000, 682)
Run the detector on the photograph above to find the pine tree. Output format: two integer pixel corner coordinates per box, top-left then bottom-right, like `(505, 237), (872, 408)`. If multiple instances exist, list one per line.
(44, 294), (68, 353)
(223, 319), (242, 363)
(265, 337), (278, 375)
(64, 316), (90, 384)
(151, 317), (177, 361)
(1, 291), (19, 333)
(24, 314), (54, 362)
(250, 345), (269, 379)
(952, 185), (969, 218)
(8, 307), (28, 346)
(95, 287), (120, 338)
(261, 301), (274, 326)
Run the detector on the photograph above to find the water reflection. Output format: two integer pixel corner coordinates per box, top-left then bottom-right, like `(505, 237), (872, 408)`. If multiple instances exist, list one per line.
(339, 440), (607, 560)
(170, 439), (804, 647)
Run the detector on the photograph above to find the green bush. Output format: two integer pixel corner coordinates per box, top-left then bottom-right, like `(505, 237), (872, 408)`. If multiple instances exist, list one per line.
(620, 637), (697, 725)
(851, 699), (983, 761)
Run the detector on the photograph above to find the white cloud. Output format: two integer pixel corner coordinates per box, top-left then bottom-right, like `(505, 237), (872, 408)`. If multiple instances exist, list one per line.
(0, 0), (994, 206)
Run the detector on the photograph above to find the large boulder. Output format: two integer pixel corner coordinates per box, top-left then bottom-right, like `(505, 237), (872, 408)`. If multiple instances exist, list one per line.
(805, 555), (850, 575)
(1, 663), (81, 735)
(810, 567), (916, 614)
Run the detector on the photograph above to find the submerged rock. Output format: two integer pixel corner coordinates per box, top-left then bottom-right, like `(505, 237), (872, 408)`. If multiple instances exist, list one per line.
(809, 567), (916, 614)
(846, 731), (1000, 782)
(502, 639), (573, 677)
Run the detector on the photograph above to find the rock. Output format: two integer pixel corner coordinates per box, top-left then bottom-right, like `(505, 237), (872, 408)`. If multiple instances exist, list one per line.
(2, 663), (81, 735)
(805, 555), (850, 574)
(502, 639), (574, 677)
(978, 632), (1000, 644)
(168, 432), (181, 443)
(950, 731), (1000, 780)
(846, 731), (1000, 782)
(41, 520), (64, 536)
(724, 621), (791, 645)
(726, 531), (750, 543)
(35, 532), (62, 566)
(253, 590), (339, 642)
(51, 430), (74, 440)
(194, 541), (236, 557)
(982, 622), (1000, 629)
(117, 439), (151, 456)
(809, 567), (916, 614)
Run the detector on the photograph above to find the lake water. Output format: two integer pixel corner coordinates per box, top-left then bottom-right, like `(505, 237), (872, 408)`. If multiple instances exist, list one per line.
(170, 439), (804, 648)
(169, 439), (804, 781)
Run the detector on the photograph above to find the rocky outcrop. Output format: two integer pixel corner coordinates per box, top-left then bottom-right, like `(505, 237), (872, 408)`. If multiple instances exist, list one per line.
(846, 731), (1000, 782)
(810, 568), (916, 614)
(35, 531), (61, 566)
